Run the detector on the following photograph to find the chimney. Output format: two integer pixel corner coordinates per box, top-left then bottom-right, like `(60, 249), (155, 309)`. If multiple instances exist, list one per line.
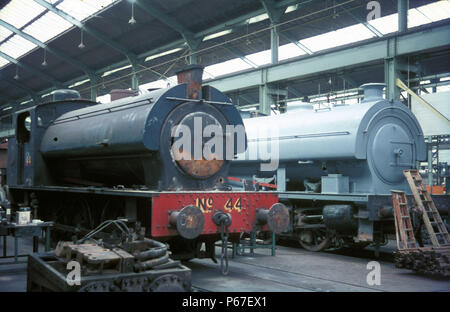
(110, 89), (138, 101)
(176, 65), (204, 99)
(360, 83), (386, 102)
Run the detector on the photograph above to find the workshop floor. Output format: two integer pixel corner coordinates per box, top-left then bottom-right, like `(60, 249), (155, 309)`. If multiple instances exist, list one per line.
(0, 238), (449, 292)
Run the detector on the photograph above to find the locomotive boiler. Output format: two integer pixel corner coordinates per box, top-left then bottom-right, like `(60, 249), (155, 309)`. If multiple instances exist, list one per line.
(6, 65), (289, 265)
(230, 83), (428, 251)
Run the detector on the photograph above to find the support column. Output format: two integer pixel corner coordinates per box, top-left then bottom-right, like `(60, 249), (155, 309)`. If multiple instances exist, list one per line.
(398, 0), (408, 33)
(131, 72), (139, 91)
(186, 37), (202, 65)
(89, 75), (98, 101)
(259, 84), (271, 116)
(428, 136), (433, 187)
(384, 38), (402, 101)
(430, 78), (439, 93)
(270, 24), (279, 64)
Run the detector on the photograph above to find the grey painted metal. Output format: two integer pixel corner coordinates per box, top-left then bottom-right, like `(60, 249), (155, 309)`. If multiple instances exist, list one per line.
(279, 32), (313, 55)
(205, 24), (450, 93)
(0, 51), (63, 88)
(33, 0), (130, 57)
(261, 0), (284, 64)
(231, 84), (427, 195)
(278, 192), (369, 203)
(0, 20), (94, 76)
(398, 0), (408, 33)
(135, 0), (195, 44)
(384, 37), (402, 101)
(428, 135), (433, 186)
(1, 75), (38, 101)
(341, 5), (383, 38)
(6, 0), (307, 108)
(270, 26), (279, 64)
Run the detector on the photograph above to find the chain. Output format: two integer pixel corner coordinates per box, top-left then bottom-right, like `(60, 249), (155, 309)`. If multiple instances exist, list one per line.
(220, 222), (229, 275)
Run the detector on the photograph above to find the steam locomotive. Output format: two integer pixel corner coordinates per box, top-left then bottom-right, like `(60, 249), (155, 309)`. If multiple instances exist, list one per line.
(5, 65), (289, 262)
(229, 83), (447, 251)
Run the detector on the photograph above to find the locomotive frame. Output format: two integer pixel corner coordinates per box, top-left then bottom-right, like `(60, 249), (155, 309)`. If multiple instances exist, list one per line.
(4, 65), (290, 264)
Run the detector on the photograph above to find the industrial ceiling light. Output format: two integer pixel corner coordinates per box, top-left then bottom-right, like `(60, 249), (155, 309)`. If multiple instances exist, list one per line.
(78, 29), (85, 49)
(41, 49), (48, 66)
(14, 66), (19, 80)
(128, 2), (136, 25)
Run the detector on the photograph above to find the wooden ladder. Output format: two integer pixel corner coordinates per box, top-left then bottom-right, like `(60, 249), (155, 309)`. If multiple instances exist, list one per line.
(392, 191), (418, 250)
(403, 170), (450, 247)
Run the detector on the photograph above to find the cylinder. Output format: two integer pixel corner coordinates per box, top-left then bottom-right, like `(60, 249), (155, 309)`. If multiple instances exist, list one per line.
(323, 205), (357, 234)
(360, 83), (385, 102)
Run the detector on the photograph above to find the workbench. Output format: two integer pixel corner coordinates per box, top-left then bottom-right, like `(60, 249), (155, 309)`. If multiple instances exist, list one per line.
(0, 221), (53, 264)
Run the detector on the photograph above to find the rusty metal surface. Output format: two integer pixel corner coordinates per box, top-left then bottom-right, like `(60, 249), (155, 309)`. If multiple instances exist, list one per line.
(173, 148), (224, 179)
(27, 252), (191, 292)
(152, 192), (281, 237)
(169, 205), (205, 239)
(176, 65), (204, 100)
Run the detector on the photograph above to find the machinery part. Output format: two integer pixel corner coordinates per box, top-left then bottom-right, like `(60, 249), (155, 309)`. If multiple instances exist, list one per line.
(298, 228), (330, 252)
(27, 251), (192, 292)
(171, 111), (224, 179)
(78, 281), (112, 292)
(256, 203), (289, 234)
(212, 210), (232, 275)
(148, 274), (190, 292)
(133, 239), (167, 261)
(169, 205), (205, 239)
(212, 210), (232, 227)
(323, 205), (358, 234)
(134, 253), (169, 272)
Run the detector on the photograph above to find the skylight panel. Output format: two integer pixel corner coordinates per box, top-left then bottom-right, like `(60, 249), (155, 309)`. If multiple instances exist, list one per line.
(0, 58), (9, 69)
(279, 43), (306, 61)
(245, 49), (271, 66)
(145, 48), (183, 62)
(202, 70), (215, 80)
(102, 64), (132, 77)
(0, 27), (13, 42)
(299, 24), (375, 53)
(332, 24), (375, 45)
(23, 11), (73, 43)
(417, 1), (450, 22)
(203, 29), (232, 41)
(247, 13), (269, 24)
(368, 13), (398, 34)
(408, 8), (432, 28)
(0, 35), (37, 59)
(205, 58), (252, 77)
(0, 0), (46, 29)
(57, 0), (117, 22)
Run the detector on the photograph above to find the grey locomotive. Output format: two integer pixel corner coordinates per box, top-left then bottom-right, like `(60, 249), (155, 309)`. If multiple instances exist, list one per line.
(230, 83), (429, 251)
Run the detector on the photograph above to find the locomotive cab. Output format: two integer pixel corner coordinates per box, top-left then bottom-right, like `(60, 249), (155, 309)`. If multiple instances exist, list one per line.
(7, 92), (96, 187)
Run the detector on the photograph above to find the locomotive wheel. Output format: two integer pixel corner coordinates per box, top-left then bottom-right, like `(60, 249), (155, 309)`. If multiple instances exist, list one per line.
(347, 242), (371, 249)
(148, 274), (190, 292)
(298, 229), (330, 252)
